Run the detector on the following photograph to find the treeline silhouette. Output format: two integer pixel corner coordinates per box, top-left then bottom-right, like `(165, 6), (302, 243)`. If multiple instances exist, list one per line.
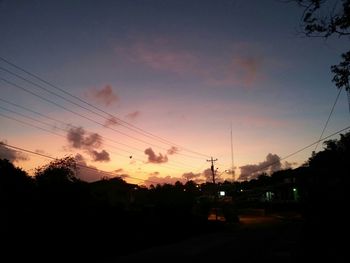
(1, 132), (349, 262)
(0, 156), (219, 262)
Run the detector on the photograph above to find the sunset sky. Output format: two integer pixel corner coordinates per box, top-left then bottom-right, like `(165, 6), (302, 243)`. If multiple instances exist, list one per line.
(0, 0), (349, 185)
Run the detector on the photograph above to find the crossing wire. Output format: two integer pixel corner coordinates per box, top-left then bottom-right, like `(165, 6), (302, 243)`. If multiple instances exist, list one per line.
(0, 77), (204, 160)
(0, 98), (200, 170)
(0, 56), (210, 158)
(0, 111), (192, 172)
(0, 141), (161, 185)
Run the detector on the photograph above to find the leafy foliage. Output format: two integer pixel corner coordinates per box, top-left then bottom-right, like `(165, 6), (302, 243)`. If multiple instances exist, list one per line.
(297, 0), (350, 38)
(295, 0), (350, 90)
(35, 156), (79, 186)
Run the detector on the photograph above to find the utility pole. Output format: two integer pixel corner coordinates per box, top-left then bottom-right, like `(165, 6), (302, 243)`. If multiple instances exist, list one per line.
(207, 157), (218, 184)
(207, 157), (218, 221)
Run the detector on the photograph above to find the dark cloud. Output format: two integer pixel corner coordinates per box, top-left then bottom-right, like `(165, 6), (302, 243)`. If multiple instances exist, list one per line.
(182, 172), (201, 181)
(167, 146), (179, 155)
(203, 168), (214, 182)
(113, 168), (129, 179)
(284, 161), (298, 169)
(145, 175), (184, 187)
(104, 116), (120, 127)
(144, 147), (168, 163)
(125, 110), (140, 121)
(89, 149), (110, 162)
(75, 153), (85, 163)
(239, 153), (282, 181)
(0, 141), (28, 162)
(66, 127), (110, 162)
(66, 127), (102, 149)
(75, 154), (105, 182)
(87, 85), (118, 106)
(116, 174), (129, 179)
(201, 168), (223, 183)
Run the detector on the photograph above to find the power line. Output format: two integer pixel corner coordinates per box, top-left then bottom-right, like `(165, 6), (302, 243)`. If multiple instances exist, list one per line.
(0, 142), (161, 185)
(0, 97), (156, 155)
(0, 76), (169, 152)
(0, 110), (191, 172)
(0, 112), (66, 138)
(0, 77), (204, 161)
(242, 125), (350, 178)
(0, 98), (199, 170)
(314, 87), (343, 152)
(0, 56), (210, 158)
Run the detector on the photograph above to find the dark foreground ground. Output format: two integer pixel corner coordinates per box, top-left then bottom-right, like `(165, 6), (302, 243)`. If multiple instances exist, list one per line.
(2, 209), (347, 263)
(105, 209), (346, 263)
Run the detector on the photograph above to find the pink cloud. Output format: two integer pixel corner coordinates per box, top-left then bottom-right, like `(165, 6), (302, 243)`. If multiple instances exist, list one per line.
(167, 146), (178, 155)
(115, 39), (198, 74)
(115, 38), (277, 89)
(125, 110), (141, 121)
(86, 85), (119, 106)
(104, 116), (120, 127)
(231, 56), (262, 86)
(207, 55), (264, 88)
(115, 168), (124, 173)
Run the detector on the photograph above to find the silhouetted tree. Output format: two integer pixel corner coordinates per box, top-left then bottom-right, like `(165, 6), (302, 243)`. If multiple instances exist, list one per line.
(293, 0), (350, 90)
(306, 132), (349, 209)
(0, 159), (35, 228)
(35, 156), (79, 186)
(299, 132), (349, 261)
(34, 156), (89, 230)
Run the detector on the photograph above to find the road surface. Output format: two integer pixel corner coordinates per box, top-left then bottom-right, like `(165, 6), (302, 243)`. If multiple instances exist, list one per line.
(106, 210), (304, 263)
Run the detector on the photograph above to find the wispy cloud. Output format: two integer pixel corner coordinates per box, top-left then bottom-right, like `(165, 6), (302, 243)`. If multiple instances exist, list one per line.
(144, 147), (168, 163)
(125, 110), (141, 121)
(86, 85), (119, 106)
(104, 116), (120, 127)
(207, 55), (264, 88)
(115, 168), (124, 173)
(116, 38), (269, 89)
(167, 146), (178, 155)
(115, 38), (198, 74)
(230, 56), (263, 86)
